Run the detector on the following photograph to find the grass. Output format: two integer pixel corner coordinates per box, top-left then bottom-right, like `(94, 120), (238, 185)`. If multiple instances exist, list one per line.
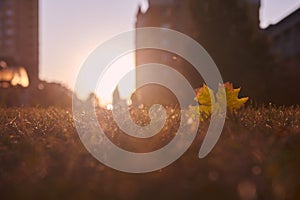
(0, 105), (300, 200)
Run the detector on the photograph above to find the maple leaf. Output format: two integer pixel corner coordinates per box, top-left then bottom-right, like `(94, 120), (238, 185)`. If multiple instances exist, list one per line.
(191, 82), (248, 121)
(195, 84), (215, 106)
(218, 82), (249, 112)
(193, 84), (215, 121)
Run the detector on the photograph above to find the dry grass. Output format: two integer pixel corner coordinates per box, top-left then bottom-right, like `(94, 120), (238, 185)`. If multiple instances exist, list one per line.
(0, 105), (300, 200)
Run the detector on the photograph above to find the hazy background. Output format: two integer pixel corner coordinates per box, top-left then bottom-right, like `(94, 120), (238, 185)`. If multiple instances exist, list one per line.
(39, 0), (300, 103)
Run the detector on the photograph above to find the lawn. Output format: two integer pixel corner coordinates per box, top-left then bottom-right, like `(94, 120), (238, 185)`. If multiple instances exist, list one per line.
(0, 105), (299, 200)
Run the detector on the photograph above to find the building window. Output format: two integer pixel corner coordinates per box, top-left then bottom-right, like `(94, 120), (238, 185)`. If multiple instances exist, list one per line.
(5, 28), (13, 36)
(5, 9), (13, 16)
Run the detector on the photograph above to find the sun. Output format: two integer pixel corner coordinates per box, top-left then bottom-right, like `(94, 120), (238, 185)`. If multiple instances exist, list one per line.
(95, 52), (136, 106)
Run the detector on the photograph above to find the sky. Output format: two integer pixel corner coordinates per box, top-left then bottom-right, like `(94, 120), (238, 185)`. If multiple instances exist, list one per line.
(39, 0), (300, 104)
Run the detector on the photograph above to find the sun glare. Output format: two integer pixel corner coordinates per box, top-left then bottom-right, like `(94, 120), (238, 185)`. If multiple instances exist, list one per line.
(95, 52), (136, 106)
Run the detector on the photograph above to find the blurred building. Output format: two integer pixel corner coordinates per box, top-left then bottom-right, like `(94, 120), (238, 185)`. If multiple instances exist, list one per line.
(135, 0), (198, 105)
(134, 0), (261, 105)
(0, 0), (39, 86)
(264, 8), (300, 105)
(135, 0), (300, 106)
(243, 0), (261, 30)
(265, 8), (300, 65)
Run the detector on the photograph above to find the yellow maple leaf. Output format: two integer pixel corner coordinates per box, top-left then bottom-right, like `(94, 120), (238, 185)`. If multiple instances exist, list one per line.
(193, 84), (215, 121)
(195, 84), (215, 106)
(218, 82), (249, 112)
(191, 82), (248, 121)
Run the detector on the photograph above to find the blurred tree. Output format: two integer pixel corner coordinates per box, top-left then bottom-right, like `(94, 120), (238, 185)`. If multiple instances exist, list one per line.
(0, 81), (72, 108)
(190, 0), (275, 102)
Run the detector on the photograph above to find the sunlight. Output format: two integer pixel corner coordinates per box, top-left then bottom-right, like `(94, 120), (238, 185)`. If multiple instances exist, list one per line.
(106, 104), (113, 110)
(11, 67), (29, 88)
(140, 0), (149, 13)
(0, 65), (29, 88)
(95, 52), (136, 106)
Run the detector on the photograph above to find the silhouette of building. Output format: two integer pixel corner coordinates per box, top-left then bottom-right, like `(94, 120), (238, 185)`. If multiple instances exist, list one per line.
(243, 0), (261, 30)
(112, 86), (127, 107)
(113, 86), (121, 104)
(0, 0), (39, 86)
(134, 0), (261, 105)
(265, 8), (300, 65)
(135, 0), (199, 105)
(134, 0), (300, 106)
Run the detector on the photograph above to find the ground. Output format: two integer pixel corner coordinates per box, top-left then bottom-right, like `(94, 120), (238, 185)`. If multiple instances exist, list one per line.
(0, 106), (299, 200)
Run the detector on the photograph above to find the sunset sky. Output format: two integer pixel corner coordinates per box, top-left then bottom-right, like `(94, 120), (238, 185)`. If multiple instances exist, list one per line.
(39, 0), (300, 104)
